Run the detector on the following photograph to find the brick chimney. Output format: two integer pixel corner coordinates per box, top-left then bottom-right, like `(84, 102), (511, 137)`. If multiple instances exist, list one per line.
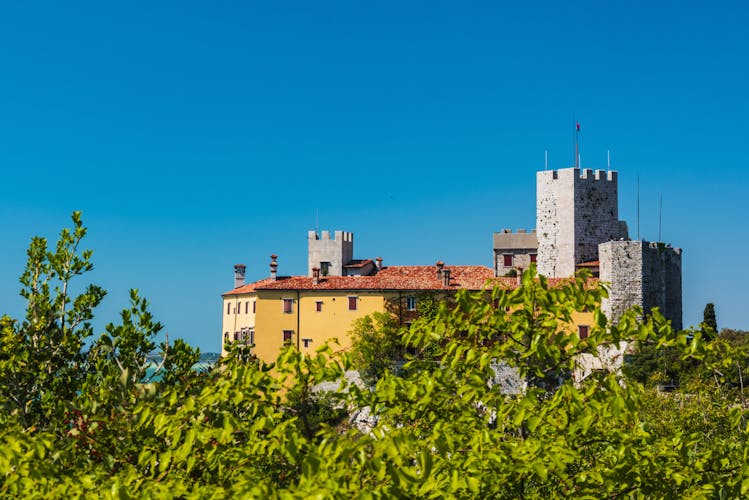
(375, 256), (383, 271)
(436, 260), (444, 279)
(442, 268), (451, 287)
(270, 254), (278, 281)
(234, 264), (246, 288)
(312, 266), (320, 285)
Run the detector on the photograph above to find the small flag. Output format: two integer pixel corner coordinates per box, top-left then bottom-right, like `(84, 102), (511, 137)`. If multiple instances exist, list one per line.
(576, 123), (580, 131)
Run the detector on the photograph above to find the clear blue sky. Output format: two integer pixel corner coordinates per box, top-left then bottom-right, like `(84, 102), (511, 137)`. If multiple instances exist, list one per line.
(1, 1), (747, 352)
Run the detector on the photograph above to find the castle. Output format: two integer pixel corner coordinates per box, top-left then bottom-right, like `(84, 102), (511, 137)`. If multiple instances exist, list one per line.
(494, 167), (682, 330)
(222, 165), (682, 360)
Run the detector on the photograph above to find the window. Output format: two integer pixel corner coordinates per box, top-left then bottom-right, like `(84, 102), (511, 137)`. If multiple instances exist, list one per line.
(223, 332), (229, 344)
(245, 301), (249, 314)
(283, 330), (293, 343)
(249, 329), (255, 345)
(320, 262), (330, 276)
(530, 253), (537, 263)
(302, 338), (312, 348)
(348, 296), (358, 311)
(316, 301), (323, 312)
(253, 300), (256, 313)
(283, 298), (293, 314)
(503, 254), (513, 267)
(406, 297), (417, 311)
(233, 331), (239, 341)
(226, 303), (231, 315)
(578, 325), (589, 339)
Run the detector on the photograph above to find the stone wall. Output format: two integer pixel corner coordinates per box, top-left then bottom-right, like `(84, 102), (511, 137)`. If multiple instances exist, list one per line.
(493, 228), (538, 276)
(537, 168), (627, 277)
(307, 230), (354, 277)
(573, 169), (628, 266)
(600, 240), (683, 330)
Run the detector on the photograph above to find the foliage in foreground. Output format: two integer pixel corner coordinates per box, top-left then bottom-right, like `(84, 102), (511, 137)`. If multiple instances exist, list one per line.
(1, 216), (749, 498)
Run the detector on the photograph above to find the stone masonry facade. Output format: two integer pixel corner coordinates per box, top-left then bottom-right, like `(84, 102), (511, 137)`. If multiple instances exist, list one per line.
(599, 241), (682, 331)
(307, 230), (354, 277)
(493, 229), (538, 276)
(521, 166), (682, 330)
(537, 168), (627, 278)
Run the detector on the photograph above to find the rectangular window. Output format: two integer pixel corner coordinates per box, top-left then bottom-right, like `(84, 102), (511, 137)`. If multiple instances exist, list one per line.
(253, 300), (256, 313)
(406, 297), (417, 311)
(320, 262), (330, 276)
(348, 296), (358, 311)
(578, 325), (589, 339)
(316, 301), (323, 312)
(530, 253), (537, 263)
(249, 329), (255, 345)
(302, 338), (312, 348)
(283, 330), (293, 343)
(503, 254), (513, 267)
(245, 301), (249, 314)
(226, 303), (231, 315)
(283, 298), (293, 314)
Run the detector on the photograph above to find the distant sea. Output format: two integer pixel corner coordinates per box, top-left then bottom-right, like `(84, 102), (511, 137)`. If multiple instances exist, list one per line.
(144, 352), (220, 381)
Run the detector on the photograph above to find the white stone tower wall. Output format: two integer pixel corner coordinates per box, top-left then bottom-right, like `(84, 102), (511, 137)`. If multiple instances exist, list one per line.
(537, 169), (576, 277)
(307, 230), (354, 277)
(574, 169), (627, 264)
(600, 240), (683, 331)
(537, 168), (627, 277)
(600, 241), (644, 323)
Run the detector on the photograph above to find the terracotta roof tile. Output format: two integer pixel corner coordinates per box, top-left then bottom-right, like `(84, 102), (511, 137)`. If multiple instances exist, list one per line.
(222, 278), (277, 296)
(575, 260), (600, 267)
(343, 259), (374, 268)
(254, 265), (498, 291)
(223, 267), (598, 295)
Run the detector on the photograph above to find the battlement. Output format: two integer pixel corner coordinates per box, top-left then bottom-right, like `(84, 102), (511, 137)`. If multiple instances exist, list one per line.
(580, 168), (617, 182)
(645, 241), (682, 255)
(539, 167), (617, 183)
(497, 228), (536, 234)
(308, 230), (354, 243)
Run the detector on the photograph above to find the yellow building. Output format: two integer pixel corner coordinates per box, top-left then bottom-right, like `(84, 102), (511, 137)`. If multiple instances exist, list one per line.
(221, 228), (598, 362)
(222, 260), (596, 362)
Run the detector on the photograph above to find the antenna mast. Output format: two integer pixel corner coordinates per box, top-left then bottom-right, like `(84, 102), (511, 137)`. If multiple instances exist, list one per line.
(658, 194), (663, 242)
(315, 208), (319, 233)
(637, 176), (640, 240)
(607, 149), (611, 171)
(544, 150), (548, 170)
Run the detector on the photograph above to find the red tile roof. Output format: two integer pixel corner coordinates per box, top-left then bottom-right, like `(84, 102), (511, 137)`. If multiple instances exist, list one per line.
(223, 266), (597, 295)
(575, 260), (600, 268)
(343, 259), (374, 268)
(222, 278), (277, 296)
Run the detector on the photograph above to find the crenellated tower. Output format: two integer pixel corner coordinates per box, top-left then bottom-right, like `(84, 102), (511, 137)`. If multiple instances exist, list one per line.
(536, 167), (628, 277)
(307, 230), (354, 277)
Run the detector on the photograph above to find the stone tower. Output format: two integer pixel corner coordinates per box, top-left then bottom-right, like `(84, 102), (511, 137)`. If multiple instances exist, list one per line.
(536, 167), (628, 277)
(307, 230), (354, 277)
(599, 240), (683, 331)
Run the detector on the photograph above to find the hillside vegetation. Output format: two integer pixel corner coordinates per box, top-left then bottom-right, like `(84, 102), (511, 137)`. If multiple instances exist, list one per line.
(1, 214), (748, 498)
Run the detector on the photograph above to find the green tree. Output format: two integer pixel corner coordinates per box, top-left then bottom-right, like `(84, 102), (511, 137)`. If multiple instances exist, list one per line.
(0, 212), (106, 428)
(348, 311), (404, 385)
(2, 228), (749, 497)
(703, 302), (718, 337)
